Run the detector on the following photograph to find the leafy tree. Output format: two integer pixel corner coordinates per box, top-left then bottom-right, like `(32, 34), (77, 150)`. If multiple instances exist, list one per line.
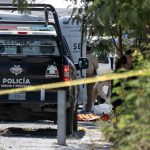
(68, 0), (150, 149)
(67, 0), (150, 57)
(12, 0), (35, 12)
(101, 51), (150, 149)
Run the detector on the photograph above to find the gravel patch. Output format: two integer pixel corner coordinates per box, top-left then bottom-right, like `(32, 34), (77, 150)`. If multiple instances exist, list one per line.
(0, 121), (110, 150)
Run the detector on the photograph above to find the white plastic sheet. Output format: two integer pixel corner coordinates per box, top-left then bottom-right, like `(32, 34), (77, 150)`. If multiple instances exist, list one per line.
(92, 104), (113, 115)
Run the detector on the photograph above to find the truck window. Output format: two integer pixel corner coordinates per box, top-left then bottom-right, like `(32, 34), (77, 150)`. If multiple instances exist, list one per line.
(62, 36), (74, 62)
(0, 44), (5, 53)
(0, 35), (60, 56)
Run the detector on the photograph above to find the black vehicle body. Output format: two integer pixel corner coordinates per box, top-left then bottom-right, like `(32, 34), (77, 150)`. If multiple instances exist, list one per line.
(0, 3), (86, 134)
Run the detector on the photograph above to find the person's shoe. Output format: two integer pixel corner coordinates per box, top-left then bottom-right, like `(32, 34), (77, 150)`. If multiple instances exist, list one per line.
(85, 110), (94, 114)
(79, 109), (86, 114)
(79, 109), (94, 114)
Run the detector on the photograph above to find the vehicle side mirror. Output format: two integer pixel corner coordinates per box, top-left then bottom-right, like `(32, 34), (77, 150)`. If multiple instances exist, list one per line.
(75, 57), (89, 70)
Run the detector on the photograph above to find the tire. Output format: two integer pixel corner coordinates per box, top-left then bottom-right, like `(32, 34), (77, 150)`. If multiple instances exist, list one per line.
(66, 106), (73, 135)
(66, 104), (78, 135)
(73, 105), (78, 132)
(66, 88), (78, 135)
(9, 106), (29, 121)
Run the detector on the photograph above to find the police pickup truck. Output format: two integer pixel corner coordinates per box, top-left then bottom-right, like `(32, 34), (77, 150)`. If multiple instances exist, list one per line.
(0, 3), (88, 134)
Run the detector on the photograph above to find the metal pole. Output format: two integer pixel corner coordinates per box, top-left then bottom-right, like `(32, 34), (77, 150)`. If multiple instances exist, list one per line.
(57, 90), (66, 145)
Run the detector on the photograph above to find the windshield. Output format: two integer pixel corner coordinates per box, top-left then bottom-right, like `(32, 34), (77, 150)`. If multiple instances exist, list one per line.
(0, 35), (60, 56)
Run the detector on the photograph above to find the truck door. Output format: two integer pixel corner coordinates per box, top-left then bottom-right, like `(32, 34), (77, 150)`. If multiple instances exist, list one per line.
(59, 16), (87, 105)
(0, 34), (64, 101)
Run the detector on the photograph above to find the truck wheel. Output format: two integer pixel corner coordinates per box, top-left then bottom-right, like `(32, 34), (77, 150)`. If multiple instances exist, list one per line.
(66, 104), (78, 135)
(9, 106), (29, 121)
(73, 105), (78, 132)
(66, 106), (73, 135)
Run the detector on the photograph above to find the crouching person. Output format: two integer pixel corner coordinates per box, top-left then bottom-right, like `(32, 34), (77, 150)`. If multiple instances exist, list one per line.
(92, 81), (111, 105)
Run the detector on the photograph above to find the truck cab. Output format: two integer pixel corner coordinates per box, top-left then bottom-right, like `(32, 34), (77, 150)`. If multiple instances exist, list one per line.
(0, 3), (87, 134)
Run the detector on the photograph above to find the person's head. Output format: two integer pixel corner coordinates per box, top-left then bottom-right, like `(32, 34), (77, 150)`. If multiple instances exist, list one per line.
(86, 45), (92, 54)
(125, 49), (132, 55)
(121, 55), (127, 65)
(121, 55), (130, 69)
(125, 49), (132, 62)
(115, 55), (127, 69)
(125, 49), (133, 69)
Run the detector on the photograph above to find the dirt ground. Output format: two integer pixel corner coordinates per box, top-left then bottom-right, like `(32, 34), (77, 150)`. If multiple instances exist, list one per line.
(0, 120), (111, 150)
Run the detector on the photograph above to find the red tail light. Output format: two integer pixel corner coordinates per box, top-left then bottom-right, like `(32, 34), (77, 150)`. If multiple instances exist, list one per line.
(17, 32), (28, 35)
(63, 65), (70, 81)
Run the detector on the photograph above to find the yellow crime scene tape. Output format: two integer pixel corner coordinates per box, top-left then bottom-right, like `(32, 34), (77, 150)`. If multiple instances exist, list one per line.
(0, 69), (149, 96)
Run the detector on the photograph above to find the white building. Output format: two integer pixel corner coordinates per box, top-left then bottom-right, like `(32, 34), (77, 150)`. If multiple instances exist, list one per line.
(0, 0), (72, 17)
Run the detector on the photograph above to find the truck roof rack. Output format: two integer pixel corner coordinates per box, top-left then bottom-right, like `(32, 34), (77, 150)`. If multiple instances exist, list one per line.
(0, 3), (65, 53)
(0, 4), (56, 26)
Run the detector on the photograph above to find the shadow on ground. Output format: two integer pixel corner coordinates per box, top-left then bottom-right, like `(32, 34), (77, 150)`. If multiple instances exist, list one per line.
(0, 127), (57, 138)
(0, 121), (98, 140)
(78, 121), (98, 129)
(0, 127), (86, 140)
